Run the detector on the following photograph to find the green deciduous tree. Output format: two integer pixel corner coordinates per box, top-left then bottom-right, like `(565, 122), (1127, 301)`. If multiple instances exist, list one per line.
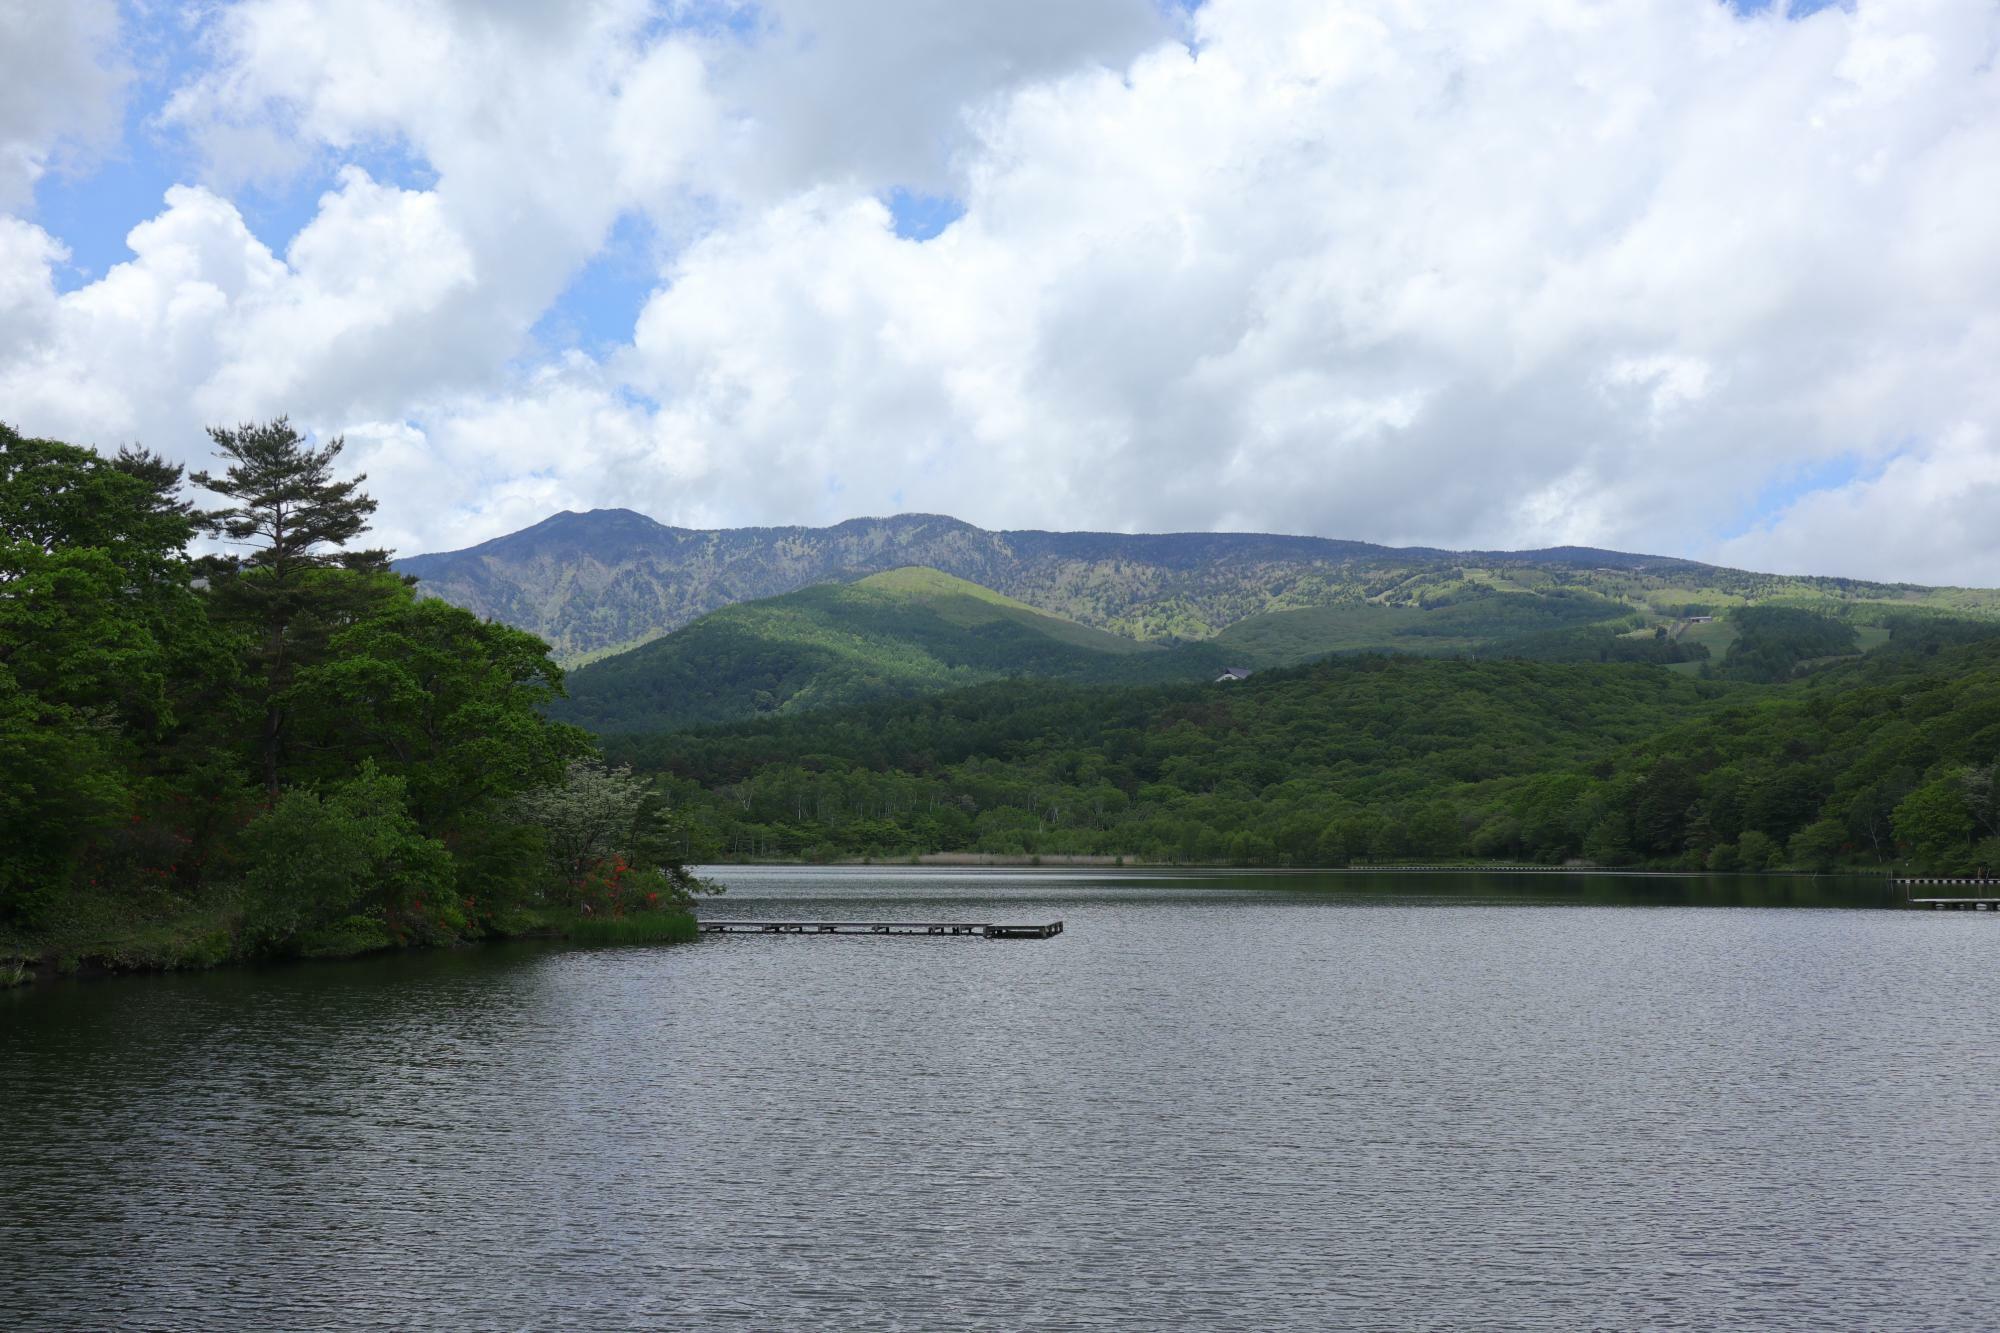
(1894, 774), (1975, 871)
(1735, 829), (1778, 871)
(1787, 819), (1847, 874)
(287, 595), (589, 830)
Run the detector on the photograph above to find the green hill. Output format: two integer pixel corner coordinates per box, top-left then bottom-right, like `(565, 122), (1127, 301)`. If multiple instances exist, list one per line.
(552, 567), (1229, 732)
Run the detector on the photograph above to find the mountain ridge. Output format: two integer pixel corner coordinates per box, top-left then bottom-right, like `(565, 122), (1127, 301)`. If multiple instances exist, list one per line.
(413, 507), (1714, 572)
(395, 508), (1987, 666)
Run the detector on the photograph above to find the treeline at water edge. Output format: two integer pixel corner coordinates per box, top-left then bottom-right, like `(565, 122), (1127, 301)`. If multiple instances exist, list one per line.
(2, 421), (705, 978)
(611, 628), (2000, 874)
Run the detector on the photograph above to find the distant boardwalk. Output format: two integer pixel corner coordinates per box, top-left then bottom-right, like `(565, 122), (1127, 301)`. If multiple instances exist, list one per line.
(1896, 872), (1992, 904)
(700, 919), (1064, 939)
(1347, 864), (1708, 877)
(1896, 877), (2000, 910)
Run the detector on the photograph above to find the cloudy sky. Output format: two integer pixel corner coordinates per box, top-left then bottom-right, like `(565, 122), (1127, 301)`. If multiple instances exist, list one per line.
(2, 0), (1996, 580)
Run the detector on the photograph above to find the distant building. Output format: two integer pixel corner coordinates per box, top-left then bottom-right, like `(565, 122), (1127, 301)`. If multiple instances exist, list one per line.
(1687, 615), (1715, 624)
(1215, 667), (1253, 683)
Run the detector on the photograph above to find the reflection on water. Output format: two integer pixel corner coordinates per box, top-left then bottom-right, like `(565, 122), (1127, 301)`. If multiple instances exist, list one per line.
(3, 869), (1993, 1330)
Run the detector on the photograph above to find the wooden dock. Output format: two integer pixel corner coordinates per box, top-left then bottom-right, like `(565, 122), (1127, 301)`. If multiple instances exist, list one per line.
(699, 919), (1064, 940)
(1896, 877), (2000, 910)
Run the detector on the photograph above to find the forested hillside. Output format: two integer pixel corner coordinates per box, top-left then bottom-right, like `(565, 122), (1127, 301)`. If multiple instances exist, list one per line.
(610, 625), (2000, 874)
(398, 507), (1995, 664)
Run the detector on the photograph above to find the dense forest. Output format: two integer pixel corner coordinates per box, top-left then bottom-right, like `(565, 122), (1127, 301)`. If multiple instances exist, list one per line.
(609, 619), (2000, 875)
(1, 421), (703, 978)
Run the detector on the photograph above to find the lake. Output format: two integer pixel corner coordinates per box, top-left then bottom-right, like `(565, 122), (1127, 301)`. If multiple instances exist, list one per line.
(4, 867), (1996, 1329)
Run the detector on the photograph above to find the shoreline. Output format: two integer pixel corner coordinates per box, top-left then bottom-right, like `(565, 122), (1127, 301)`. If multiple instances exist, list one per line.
(9, 862), (1921, 988)
(1, 907), (698, 990)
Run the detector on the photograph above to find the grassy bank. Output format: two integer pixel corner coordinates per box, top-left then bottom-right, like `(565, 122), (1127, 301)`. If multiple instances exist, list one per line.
(559, 912), (700, 946)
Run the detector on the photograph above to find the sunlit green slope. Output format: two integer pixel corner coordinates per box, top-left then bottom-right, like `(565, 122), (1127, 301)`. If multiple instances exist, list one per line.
(553, 567), (1228, 732)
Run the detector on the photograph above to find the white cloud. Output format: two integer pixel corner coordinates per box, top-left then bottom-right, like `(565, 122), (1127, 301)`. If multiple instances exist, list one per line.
(0, 0), (125, 210)
(1720, 424), (2000, 585)
(599, 0), (2000, 569)
(700, 0), (1171, 200)
(202, 167), (482, 420)
(3, 0), (1999, 586)
(2, 188), (279, 442)
(0, 215), (62, 360)
(0, 174), (489, 444)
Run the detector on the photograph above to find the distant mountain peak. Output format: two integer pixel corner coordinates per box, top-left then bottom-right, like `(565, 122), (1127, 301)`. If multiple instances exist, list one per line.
(392, 509), (1963, 665)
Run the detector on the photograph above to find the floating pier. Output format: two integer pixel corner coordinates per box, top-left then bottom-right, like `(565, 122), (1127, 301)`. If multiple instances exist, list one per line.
(1896, 877), (2000, 910)
(699, 919), (1063, 940)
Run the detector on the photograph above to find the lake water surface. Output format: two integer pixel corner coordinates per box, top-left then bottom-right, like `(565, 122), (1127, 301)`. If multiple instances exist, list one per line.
(4, 868), (1997, 1329)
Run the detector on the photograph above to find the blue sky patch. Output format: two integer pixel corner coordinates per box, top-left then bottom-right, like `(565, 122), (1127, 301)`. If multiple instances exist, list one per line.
(1728, 0), (1848, 16)
(1724, 451), (1880, 538)
(531, 212), (662, 355)
(885, 187), (964, 242)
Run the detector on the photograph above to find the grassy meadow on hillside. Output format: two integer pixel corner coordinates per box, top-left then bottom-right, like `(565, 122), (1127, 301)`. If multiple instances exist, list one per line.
(554, 568), (1238, 732)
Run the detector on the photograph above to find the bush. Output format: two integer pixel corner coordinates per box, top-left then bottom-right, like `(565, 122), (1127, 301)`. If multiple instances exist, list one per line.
(1736, 830), (1778, 871)
(296, 914), (398, 959)
(238, 762), (453, 949)
(1787, 819), (1847, 873)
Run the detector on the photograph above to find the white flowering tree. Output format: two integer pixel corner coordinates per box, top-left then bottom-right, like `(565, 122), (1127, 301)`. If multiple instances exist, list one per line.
(513, 759), (714, 912)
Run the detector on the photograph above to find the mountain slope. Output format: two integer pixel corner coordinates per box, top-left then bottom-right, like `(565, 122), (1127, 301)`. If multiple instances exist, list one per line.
(552, 567), (1229, 733)
(398, 509), (2000, 666)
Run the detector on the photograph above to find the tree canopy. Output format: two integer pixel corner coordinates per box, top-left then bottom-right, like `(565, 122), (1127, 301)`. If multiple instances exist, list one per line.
(2, 420), (699, 973)
(609, 629), (2000, 875)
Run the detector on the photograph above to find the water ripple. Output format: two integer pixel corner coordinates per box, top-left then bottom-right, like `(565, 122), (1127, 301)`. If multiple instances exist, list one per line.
(2, 870), (1994, 1330)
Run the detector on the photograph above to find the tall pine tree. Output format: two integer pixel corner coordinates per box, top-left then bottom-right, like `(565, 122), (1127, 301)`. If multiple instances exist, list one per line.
(193, 419), (395, 797)
(193, 418), (382, 577)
